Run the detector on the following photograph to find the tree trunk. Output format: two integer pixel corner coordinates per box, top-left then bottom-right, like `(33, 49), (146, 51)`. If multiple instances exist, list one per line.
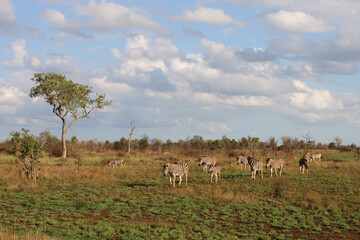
(62, 118), (67, 158)
(128, 137), (131, 153)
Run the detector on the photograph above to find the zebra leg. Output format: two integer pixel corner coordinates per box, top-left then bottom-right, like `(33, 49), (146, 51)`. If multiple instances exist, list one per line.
(275, 168), (278, 177)
(270, 168), (273, 177)
(261, 170), (263, 179)
(179, 176), (182, 186)
(215, 174), (218, 183)
(211, 173), (213, 183)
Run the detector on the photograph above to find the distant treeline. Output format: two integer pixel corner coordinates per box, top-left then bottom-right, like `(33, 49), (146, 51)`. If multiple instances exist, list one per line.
(0, 130), (357, 158)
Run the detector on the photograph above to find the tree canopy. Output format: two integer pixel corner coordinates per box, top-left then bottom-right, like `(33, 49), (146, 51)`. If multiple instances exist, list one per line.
(29, 72), (111, 158)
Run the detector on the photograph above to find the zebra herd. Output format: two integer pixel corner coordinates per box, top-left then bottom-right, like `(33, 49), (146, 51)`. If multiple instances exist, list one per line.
(163, 152), (322, 186)
(105, 152), (321, 187)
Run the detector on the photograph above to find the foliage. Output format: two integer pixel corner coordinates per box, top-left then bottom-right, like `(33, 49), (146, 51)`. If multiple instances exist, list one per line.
(9, 129), (46, 182)
(29, 72), (111, 158)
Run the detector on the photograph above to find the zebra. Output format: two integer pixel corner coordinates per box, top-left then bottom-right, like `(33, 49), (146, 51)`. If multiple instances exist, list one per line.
(108, 159), (123, 168)
(266, 158), (285, 177)
(209, 165), (221, 183)
(303, 152), (322, 163)
(199, 156), (217, 172)
(247, 157), (263, 180)
(299, 157), (309, 174)
(163, 163), (189, 187)
(311, 153), (322, 162)
(237, 156), (248, 170)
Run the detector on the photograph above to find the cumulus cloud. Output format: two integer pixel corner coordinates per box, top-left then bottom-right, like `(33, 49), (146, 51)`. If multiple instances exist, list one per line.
(40, 1), (166, 37)
(194, 92), (272, 107)
(290, 81), (343, 111)
(198, 121), (231, 133)
(40, 9), (66, 24)
(266, 10), (334, 33)
(90, 76), (134, 93)
(2, 39), (27, 68)
(0, 87), (25, 115)
(172, 6), (244, 26)
(0, 0), (15, 21)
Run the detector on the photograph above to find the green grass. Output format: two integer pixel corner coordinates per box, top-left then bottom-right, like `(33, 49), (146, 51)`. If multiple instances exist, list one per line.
(0, 151), (359, 239)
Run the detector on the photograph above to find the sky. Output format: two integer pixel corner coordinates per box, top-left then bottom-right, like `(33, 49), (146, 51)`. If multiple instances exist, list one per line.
(0, 0), (360, 145)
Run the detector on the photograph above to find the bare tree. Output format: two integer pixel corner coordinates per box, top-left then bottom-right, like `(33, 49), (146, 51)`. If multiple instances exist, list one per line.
(128, 120), (136, 153)
(334, 136), (342, 149)
(302, 133), (314, 152)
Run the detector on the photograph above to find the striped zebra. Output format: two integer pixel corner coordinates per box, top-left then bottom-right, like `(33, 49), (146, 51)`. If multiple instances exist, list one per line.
(199, 156), (217, 172)
(209, 165), (221, 183)
(247, 157), (263, 180)
(237, 156), (248, 170)
(163, 163), (189, 187)
(108, 159), (123, 168)
(303, 152), (322, 163)
(303, 153), (314, 163)
(299, 157), (308, 174)
(266, 158), (285, 177)
(311, 153), (322, 162)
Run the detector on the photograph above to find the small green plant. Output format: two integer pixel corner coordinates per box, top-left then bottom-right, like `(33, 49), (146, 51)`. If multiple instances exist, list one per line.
(10, 128), (46, 183)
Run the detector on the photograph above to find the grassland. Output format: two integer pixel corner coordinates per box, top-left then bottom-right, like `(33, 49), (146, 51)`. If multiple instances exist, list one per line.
(0, 151), (359, 239)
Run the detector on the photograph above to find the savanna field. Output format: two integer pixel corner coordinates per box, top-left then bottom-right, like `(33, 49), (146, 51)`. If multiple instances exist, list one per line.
(0, 150), (359, 240)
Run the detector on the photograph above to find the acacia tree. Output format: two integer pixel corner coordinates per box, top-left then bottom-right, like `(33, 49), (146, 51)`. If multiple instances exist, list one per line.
(29, 72), (111, 158)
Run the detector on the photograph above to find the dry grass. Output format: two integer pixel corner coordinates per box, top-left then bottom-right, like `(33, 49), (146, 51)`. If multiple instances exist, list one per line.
(0, 150), (359, 239)
(0, 226), (55, 240)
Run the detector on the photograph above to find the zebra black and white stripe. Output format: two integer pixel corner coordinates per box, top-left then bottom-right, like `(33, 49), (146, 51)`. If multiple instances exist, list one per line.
(266, 158), (285, 177)
(199, 156), (217, 172)
(209, 165), (221, 183)
(237, 156), (248, 170)
(247, 156), (263, 180)
(163, 163), (189, 187)
(108, 159), (123, 168)
(299, 157), (308, 174)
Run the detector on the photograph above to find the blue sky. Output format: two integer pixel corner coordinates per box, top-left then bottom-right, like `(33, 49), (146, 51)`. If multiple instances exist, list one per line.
(1, 0), (360, 145)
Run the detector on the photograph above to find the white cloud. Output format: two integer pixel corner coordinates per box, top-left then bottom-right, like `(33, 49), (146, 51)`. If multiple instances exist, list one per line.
(290, 80), (343, 111)
(90, 76), (134, 93)
(266, 10), (334, 33)
(173, 6), (244, 26)
(194, 92), (272, 107)
(145, 90), (173, 100)
(198, 121), (231, 133)
(15, 118), (27, 125)
(0, 87), (25, 115)
(0, 0), (15, 21)
(3, 39), (27, 68)
(40, 1), (165, 37)
(40, 9), (66, 24)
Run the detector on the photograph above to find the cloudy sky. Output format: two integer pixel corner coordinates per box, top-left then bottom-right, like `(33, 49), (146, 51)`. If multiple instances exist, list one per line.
(1, 0), (360, 145)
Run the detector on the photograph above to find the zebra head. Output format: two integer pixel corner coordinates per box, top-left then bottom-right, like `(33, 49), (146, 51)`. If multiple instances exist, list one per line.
(199, 157), (204, 166)
(163, 163), (170, 176)
(247, 156), (254, 165)
(265, 158), (272, 169)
